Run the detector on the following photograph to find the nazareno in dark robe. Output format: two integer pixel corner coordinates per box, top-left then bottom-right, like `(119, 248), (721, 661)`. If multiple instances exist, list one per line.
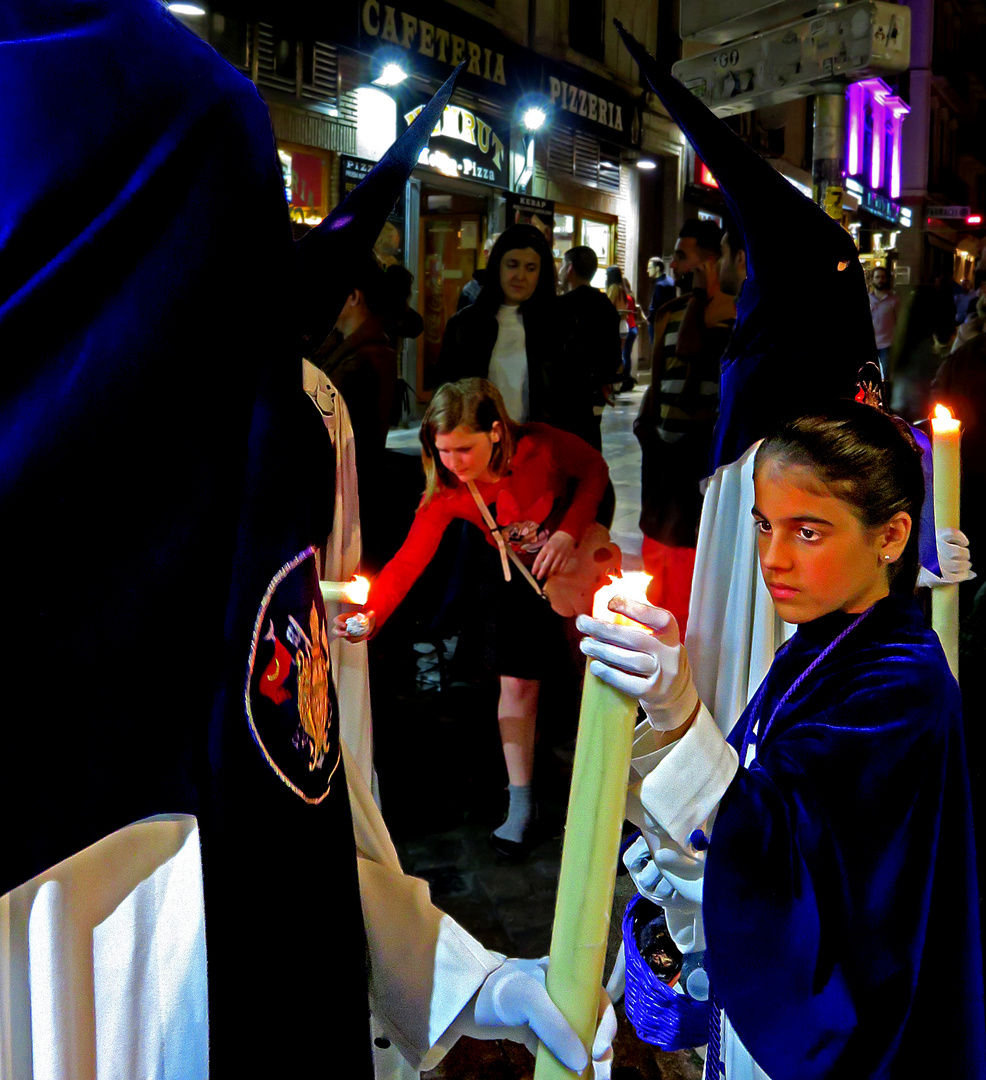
(0, 3), (370, 1074)
(704, 593), (985, 1080)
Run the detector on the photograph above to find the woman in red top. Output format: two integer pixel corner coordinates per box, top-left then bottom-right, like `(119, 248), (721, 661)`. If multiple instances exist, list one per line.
(336, 378), (609, 857)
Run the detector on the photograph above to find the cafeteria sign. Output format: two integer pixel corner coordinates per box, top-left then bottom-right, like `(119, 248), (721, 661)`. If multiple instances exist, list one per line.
(403, 100), (507, 187)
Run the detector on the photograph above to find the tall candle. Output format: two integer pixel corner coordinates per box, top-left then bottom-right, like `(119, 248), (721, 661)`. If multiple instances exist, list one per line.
(534, 572), (651, 1079)
(319, 576), (370, 605)
(931, 404), (961, 679)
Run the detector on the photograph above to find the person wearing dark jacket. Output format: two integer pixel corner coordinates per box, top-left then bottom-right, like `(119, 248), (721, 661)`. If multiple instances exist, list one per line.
(310, 255), (399, 466)
(309, 254), (401, 569)
(437, 224), (556, 425)
(555, 246), (624, 450)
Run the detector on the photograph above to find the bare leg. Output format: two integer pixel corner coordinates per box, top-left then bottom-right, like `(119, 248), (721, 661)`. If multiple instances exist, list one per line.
(491, 676), (540, 851)
(497, 675), (540, 786)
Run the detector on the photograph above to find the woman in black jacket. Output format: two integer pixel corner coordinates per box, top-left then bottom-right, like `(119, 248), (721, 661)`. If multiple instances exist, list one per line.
(438, 224), (556, 425)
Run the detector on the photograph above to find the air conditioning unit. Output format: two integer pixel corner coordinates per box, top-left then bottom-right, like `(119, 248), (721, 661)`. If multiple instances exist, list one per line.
(681, 0), (827, 45)
(671, 2), (910, 116)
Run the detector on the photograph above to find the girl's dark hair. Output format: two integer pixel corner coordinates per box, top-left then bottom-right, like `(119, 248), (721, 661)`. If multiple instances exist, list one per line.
(419, 378), (520, 504)
(754, 400), (926, 593)
(475, 224), (556, 314)
(605, 265), (623, 288)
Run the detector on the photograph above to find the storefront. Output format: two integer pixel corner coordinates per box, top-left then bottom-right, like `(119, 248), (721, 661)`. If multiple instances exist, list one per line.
(395, 92), (510, 390)
(342, 0), (545, 398)
(539, 60), (644, 290)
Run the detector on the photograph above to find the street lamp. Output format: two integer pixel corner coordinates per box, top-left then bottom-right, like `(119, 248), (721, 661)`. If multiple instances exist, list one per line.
(522, 106), (547, 132)
(373, 62), (408, 88)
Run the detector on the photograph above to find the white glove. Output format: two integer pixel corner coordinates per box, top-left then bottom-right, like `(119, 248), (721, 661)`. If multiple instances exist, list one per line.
(472, 956), (617, 1076)
(576, 598), (699, 731)
(917, 528), (976, 587)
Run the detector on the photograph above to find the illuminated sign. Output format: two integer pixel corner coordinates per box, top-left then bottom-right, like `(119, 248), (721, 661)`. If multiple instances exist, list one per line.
(696, 159), (718, 188)
(361, 0), (506, 85)
(548, 76), (625, 134)
(862, 189), (904, 224)
(403, 99), (507, 187)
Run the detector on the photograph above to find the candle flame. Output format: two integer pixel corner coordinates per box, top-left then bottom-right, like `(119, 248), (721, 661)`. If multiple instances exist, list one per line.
(592, 572), (652, 623)
(343, 576), (370, 605)
(931, 403), (961, 433)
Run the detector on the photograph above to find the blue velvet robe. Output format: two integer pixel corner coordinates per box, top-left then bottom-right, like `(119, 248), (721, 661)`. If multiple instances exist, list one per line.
(704, 594), (985, 1079)
(0, 3), (369, 1074)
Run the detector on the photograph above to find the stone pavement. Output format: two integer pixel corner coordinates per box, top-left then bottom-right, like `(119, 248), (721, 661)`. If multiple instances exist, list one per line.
(378, 390), (704, 1079)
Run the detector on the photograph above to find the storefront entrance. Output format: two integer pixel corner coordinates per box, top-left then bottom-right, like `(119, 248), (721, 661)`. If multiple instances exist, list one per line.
(416, 187), (488, 393)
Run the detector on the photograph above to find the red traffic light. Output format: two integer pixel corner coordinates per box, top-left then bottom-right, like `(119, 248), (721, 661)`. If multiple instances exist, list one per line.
(968, 214), (983, 225)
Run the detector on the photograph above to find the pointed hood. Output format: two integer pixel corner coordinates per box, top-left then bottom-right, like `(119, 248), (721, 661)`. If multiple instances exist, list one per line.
(615, 21), (877, 472)
(296, 64), (464, 345)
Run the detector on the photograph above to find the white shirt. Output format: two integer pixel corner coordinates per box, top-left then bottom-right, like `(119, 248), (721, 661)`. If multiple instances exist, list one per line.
(487, 305), (529, 422)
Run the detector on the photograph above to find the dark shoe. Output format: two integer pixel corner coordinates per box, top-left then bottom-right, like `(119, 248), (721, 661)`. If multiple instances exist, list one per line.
(619, 378), (637, 392)
(489, 804), (538, 861)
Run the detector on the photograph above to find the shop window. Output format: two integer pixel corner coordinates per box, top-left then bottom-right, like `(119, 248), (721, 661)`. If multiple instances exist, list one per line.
(552, 210), (615, 289)
(581, 218), (613, 288)
(277, 144), (332, 228)
(569, 0), (604, 61)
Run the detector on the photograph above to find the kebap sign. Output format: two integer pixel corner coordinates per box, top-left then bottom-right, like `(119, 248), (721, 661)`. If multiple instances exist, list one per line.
(403, 98), (507, 187)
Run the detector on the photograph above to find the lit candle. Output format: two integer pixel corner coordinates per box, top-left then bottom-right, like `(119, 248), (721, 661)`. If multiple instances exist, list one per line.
(931, 405), (961, 679)
(319, 576), (370, 605)
(534, 572), (651, 1079)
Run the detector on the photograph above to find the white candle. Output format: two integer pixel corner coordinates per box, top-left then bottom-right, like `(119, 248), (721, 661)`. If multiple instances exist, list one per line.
(319, 576), (370, 605)
(535, 573), (651, 1079)
(931, 404), (961, 679)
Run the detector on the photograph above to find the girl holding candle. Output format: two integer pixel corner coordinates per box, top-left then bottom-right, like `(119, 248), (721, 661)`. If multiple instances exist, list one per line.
(579, 401), (984, 1080)
(335, 377), (610, 858)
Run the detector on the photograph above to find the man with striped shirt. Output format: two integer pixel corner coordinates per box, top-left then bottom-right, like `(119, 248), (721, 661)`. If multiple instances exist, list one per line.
(634, 218), (735, 633)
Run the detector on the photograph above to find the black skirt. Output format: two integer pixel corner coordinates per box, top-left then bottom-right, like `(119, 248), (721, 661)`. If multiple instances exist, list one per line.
(479, 542), (564, 679)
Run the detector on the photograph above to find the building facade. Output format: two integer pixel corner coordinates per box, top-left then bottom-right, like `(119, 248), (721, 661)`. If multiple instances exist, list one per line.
(175, 0), (685, 406)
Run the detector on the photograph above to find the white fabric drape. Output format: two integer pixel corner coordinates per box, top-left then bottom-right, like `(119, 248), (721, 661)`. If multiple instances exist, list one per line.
(1, 751), (498, 1080)
(684, 443), (794, 737)
(303, 360), (376, 792)
(0, 815), (208, 1080)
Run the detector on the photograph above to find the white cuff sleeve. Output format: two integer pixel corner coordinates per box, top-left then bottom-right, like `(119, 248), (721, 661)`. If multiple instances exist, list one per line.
(345, 740), (501, 1069)
(633, 704), (738, 851)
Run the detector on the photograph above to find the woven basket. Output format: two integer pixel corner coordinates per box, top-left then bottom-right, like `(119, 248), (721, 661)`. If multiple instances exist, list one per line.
(622, 893), (709, 1050)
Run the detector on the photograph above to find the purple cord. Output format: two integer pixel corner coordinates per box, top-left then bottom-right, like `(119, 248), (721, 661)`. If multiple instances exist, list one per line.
(740, 607), (875, 764)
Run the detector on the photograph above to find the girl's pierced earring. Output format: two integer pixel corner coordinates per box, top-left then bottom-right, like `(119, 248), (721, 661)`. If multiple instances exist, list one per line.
(883, 554), (892, 562)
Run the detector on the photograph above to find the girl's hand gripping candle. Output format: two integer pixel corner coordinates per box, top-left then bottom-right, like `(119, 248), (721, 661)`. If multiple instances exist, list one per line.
(532, 573), (649, 1080)
(577, 600), (699, 733)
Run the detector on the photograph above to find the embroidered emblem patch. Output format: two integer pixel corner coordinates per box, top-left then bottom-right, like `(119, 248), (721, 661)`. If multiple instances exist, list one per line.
(246, 547), (341, 803)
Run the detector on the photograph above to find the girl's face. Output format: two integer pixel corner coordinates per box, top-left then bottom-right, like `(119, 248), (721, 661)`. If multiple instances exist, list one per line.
(752, 460), (909, 624)
(499, 247), (541, 306)
(434, 422), (501, 483)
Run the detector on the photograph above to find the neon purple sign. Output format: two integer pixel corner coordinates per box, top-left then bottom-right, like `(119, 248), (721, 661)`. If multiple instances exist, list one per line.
(846, 78), (909, 200)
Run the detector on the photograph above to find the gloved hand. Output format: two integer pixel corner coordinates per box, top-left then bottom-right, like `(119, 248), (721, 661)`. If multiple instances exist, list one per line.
(472, 956), (617, 1076)
(576, 598), (699, 732)
(917, 528), (976, 587)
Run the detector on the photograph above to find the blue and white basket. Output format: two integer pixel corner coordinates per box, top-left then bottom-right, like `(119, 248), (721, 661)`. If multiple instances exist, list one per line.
(622, 893), (710, 1050)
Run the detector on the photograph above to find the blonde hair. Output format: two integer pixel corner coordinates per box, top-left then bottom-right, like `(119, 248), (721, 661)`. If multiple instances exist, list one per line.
(419, 378), (519, 504)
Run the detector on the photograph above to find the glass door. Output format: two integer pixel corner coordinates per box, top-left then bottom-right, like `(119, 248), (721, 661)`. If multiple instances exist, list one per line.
(417, 212), (484, 394)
